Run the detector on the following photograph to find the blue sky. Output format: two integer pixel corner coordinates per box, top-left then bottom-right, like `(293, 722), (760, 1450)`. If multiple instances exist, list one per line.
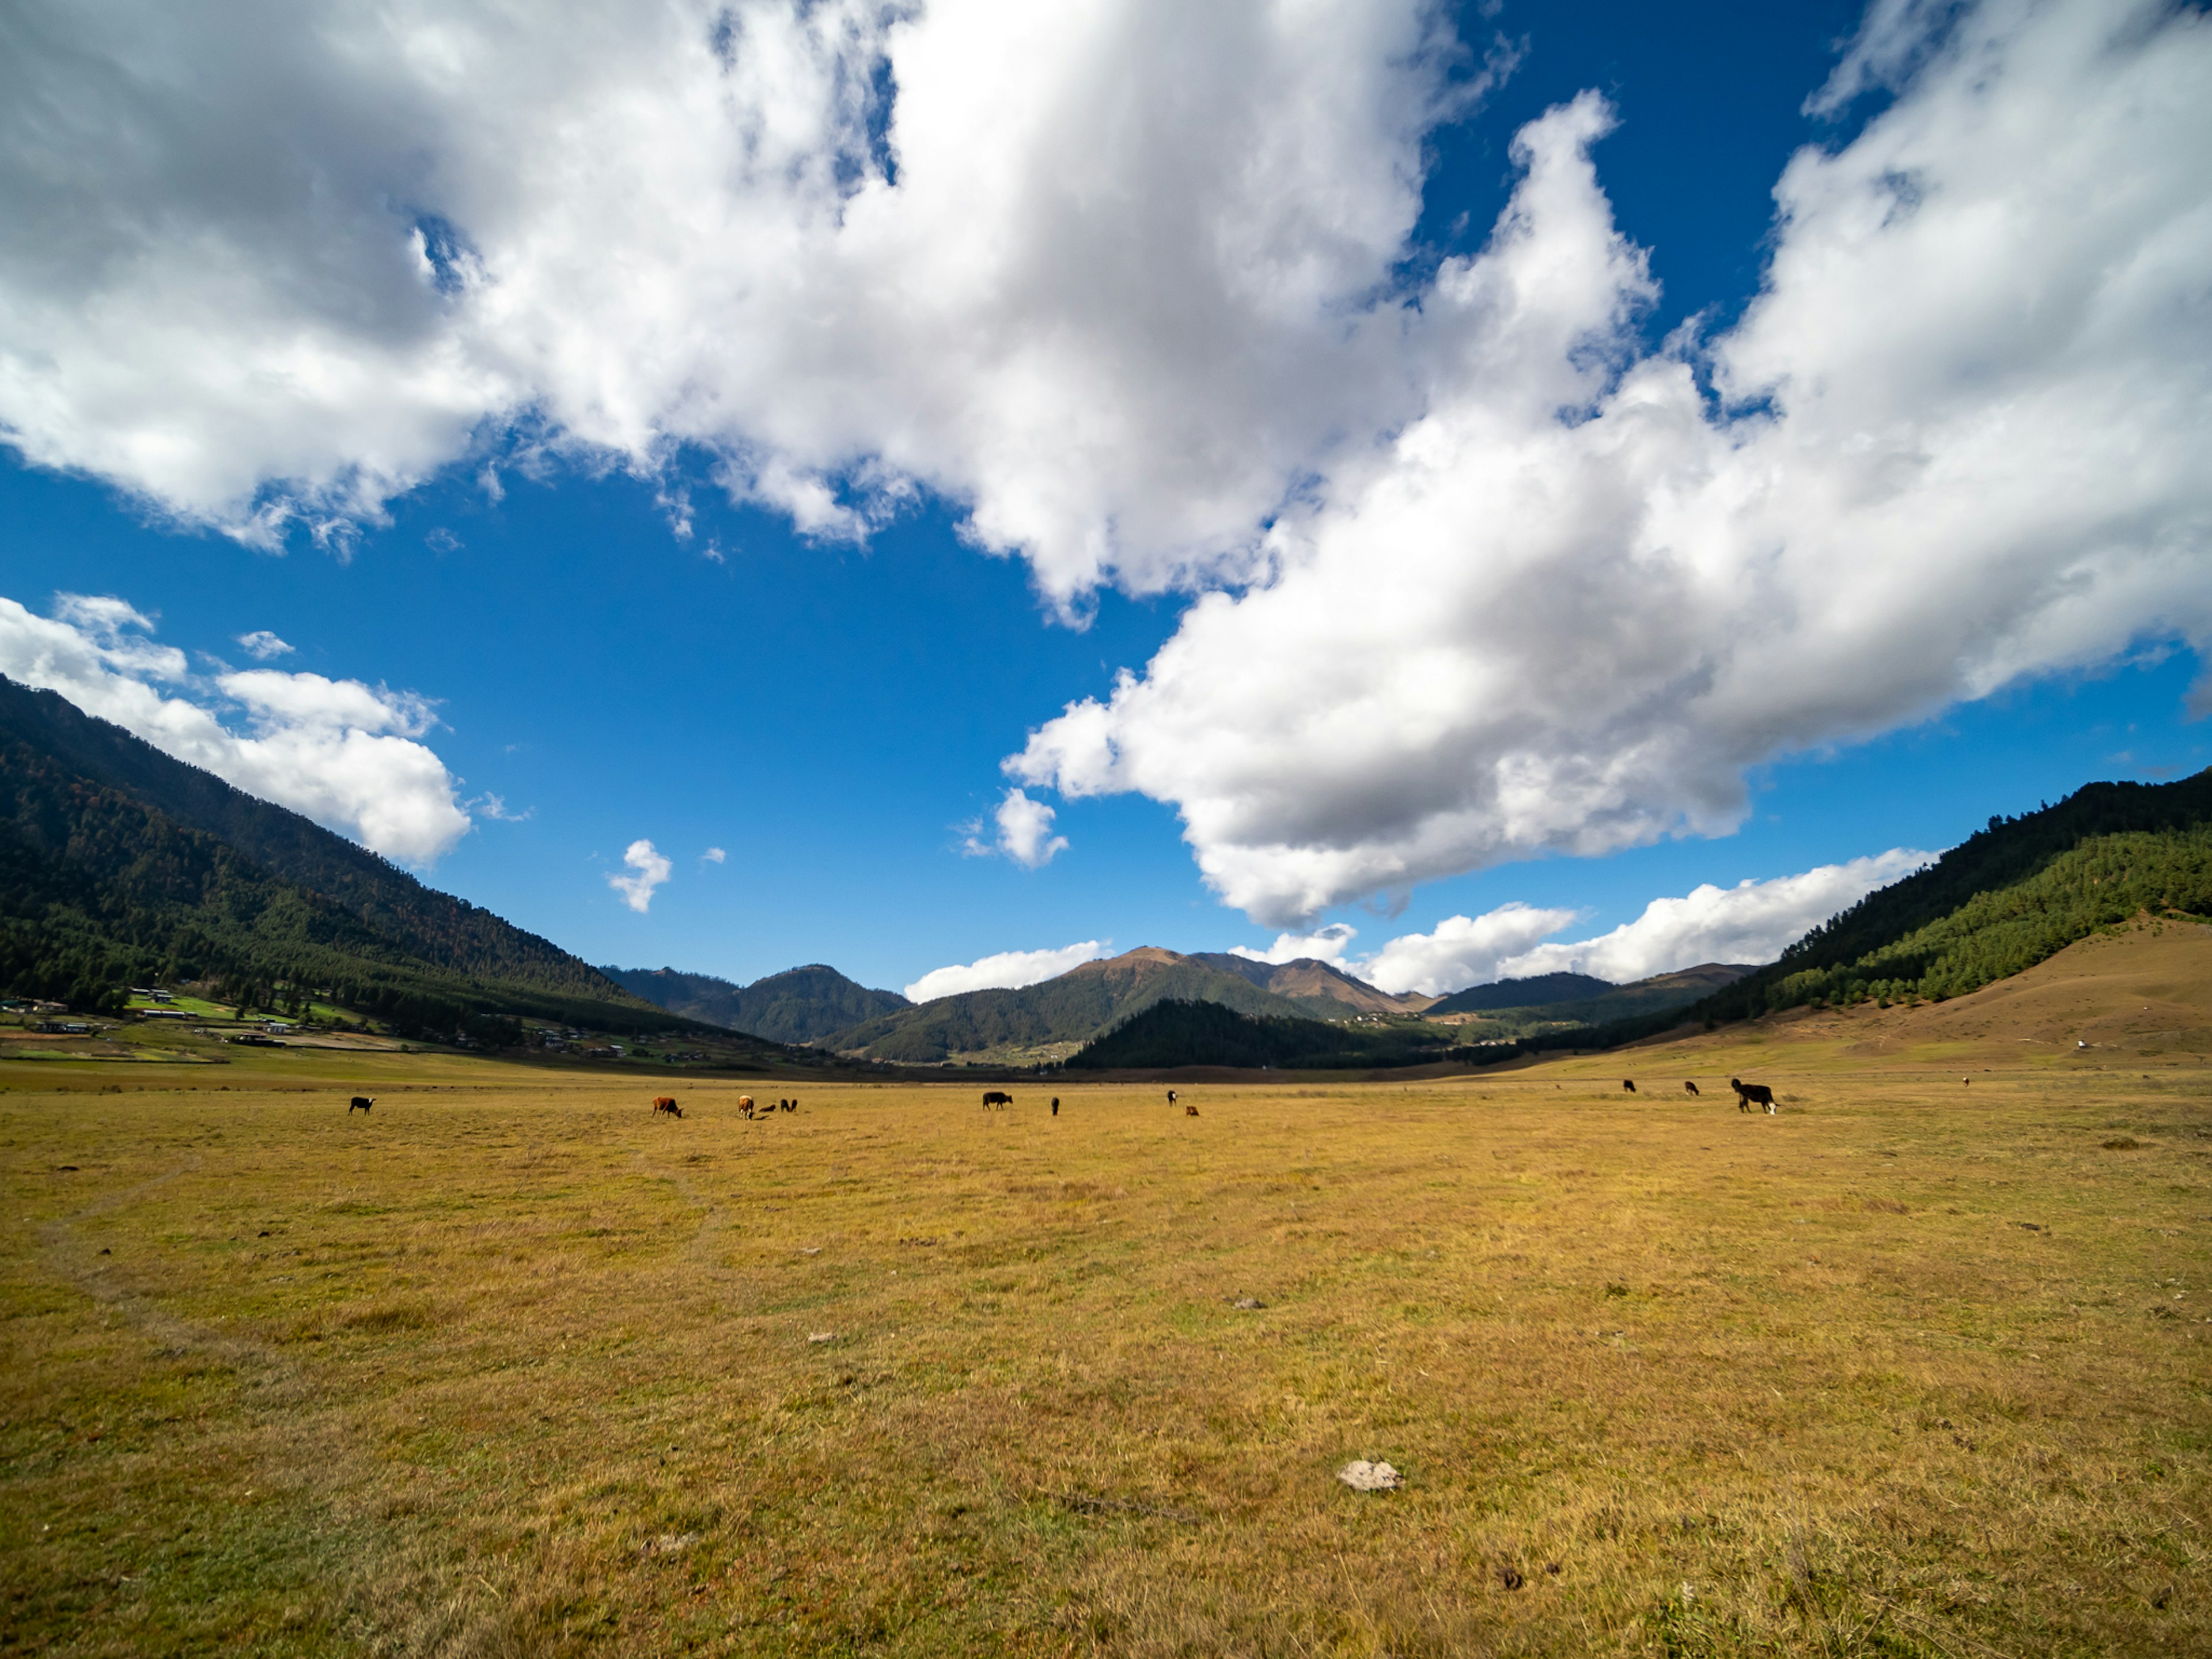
(3, 0), (2207, 999)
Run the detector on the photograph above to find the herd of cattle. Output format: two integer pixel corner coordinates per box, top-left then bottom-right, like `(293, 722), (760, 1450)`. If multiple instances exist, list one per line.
(340, 1078), (1784, 1119)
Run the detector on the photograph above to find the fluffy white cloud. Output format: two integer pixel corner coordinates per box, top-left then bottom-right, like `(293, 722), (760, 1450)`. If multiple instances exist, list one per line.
(701, 846), (726, 863)
(0, 592), (472, 862)
(8, 1), (2205, 923)
(1357, 849), (1931, 995)
(990, 789), (1069, 869)
(1013, 0), (2212, 922)
(1490, 850), (1934, 986)
(606, 839), (672, 912)
(1230, 922), (1360, 968)
(904, 940), (1111, 1003)
(235, 630), (294, 660)
(1355, 904), (1584, 998)
(0, 0), (1489, 593)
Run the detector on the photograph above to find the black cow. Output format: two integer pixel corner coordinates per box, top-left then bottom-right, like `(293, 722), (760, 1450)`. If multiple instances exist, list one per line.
(349, 1095), (374, 1113)
(1166, 1089), (1179, 1107)
(1730, 1077), (1776, 1114)
(1622, 1079), (1637, 1093)
(982, 1090), (1013, 1109)
(1683, 1081), (1700, 1096)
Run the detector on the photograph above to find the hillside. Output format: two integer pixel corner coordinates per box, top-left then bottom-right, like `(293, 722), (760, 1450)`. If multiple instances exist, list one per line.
(824, 946), (1325, 1062)
(604, 963), (908, 1044)
(1427, 971), (1615, 1015)
(1187, 952), (1434, 1014)
(1065, 997), (1464, 1072)
(0, 676), (679, 1038)
(1695, 770), (2212, 1023)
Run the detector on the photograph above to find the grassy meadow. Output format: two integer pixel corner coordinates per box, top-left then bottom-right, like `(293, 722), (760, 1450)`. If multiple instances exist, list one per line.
(4, 930), (2208, 1656)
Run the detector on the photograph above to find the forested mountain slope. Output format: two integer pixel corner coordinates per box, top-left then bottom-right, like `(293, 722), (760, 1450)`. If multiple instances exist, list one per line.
(1699, 771), (2212, 1020)
(604, 963), (908, 1044)
(0, 677), (669, 1035)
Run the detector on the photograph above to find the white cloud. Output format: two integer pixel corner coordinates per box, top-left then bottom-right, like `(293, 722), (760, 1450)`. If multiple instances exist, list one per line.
(1357, 849), (1933, 995)
(606, 838), (672, 912)
(6, 2), (2204, 924)
(1230, 922), (1359, 968)
(0, 591), (471, 862)
(236, 630), (294, 660)
(1355, 904), (1585, 998)
(0, 0), (1491, 592)
(983, 788), (1068, 869)
(1012, 0), (2212, 922)
(701, 846), (726, 863)
(903, 940), (1111, 1003)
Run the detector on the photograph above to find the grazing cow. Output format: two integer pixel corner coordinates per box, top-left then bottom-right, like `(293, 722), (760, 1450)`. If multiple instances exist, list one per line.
(1683, 1081), (1700, 1096)
(1622, 1079), (1637, 1093)
(982, 1090), (1013, 1110)
(653, 1096), (682, 1118)
(1166, 1089), (1179, 1107)
(737, 1095), (753, 1112)
(349, 1095), (374, 1113)
(1729, 1078), (1776, 1114)
(1051, 1097), (1059, 1116)
(1185, 1102), (1199, 1117)
(782, 1096), (797, 1112)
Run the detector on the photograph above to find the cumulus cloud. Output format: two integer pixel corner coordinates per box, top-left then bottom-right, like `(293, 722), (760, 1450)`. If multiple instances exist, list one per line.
(1356, 850), (1931, 995)
(1230, 922), (1360, 968)
(236, 630), (294, 660)
(606, 839), (672, 912)
(978, 788), (1069, 869)
(1012, 0), (2212, 922)
(0, 0), (1488, 589)
(0, 591), (471, 862)
(701, 846), (726, 863)
(903, 940), (1111, 1003)
(1356, 904), (1584, 998)
(7, 1), (2205, 923)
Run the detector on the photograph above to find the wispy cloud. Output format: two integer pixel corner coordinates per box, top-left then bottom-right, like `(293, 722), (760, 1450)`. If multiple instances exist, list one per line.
(234, 629), (294, 660)
(701, 846), (726, 863)
(606, 839), (672, 913)
(903, 940), (1111, 1003)
(469, 792), (532, 823)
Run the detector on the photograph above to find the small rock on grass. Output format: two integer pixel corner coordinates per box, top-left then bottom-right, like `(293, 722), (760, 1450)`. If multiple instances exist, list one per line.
(807, 1331), (836, 1344)
(1230, 1296), (1264, 1310)
(1338, 1460), (1401, 1492)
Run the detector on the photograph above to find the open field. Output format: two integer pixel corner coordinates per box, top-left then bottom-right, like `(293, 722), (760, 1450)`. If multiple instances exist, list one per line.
(5, 929), (2209, 1656)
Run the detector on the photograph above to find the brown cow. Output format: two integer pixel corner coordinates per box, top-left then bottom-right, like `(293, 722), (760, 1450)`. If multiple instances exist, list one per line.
(1683, 1081), (1700, 1096)
(653, 1096), (682, 1118)
(1185, 1102), (1199, 1117)
(1729, 1078), (1775, 1114)
(349, 1095), (374, 1113)
(782, 1096), (797, 1112)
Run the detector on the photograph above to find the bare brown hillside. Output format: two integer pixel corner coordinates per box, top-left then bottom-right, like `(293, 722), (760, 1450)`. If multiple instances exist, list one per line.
(1636, 916), (2212, 1067)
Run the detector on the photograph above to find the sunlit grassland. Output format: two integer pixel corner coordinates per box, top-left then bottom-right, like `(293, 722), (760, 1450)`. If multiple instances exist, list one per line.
(3, 1039), (2205, 1657)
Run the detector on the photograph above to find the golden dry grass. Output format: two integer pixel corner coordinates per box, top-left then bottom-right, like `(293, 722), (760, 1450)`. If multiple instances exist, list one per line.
(4, 929), (2208, 1656)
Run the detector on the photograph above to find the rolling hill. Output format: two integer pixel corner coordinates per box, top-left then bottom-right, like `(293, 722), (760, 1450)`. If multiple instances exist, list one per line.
(603, 963), (908, 1044)
(822, 946), (1331, 1062)
(0, 675), (692, 1039)
(1426, 971), (1616, 1015)
(1065, 997), (1466, 1072)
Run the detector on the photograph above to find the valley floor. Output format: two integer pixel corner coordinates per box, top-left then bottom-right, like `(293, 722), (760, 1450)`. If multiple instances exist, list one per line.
(3, 927), (2207, 1656)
